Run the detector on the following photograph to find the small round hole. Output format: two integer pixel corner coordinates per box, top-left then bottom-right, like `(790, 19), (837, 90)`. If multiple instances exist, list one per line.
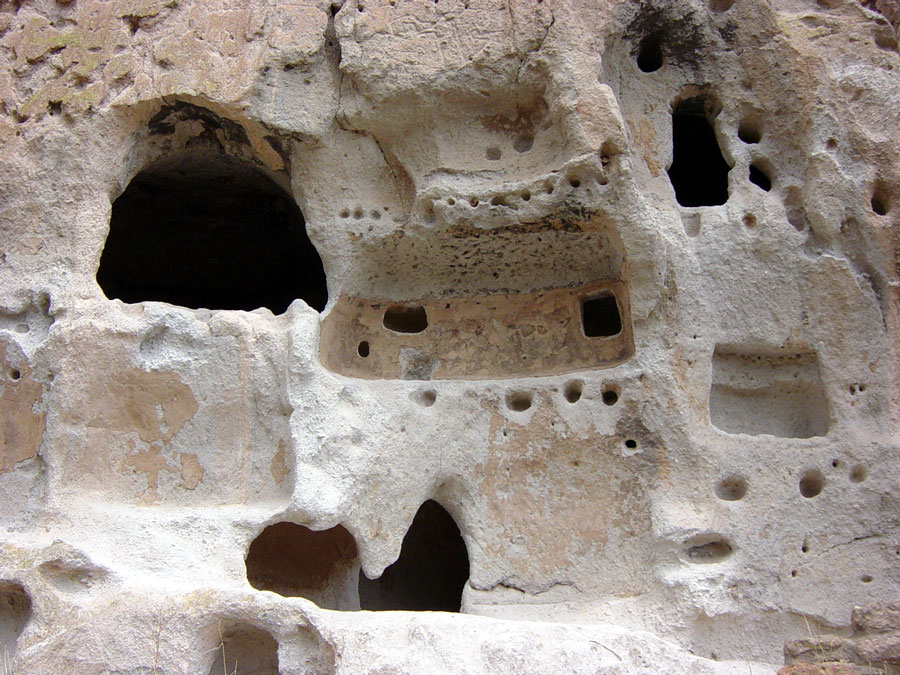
(743, 213), (757, 228)
(486, 146), (501, 161)
(371, 210), (381, 219)
(339, 209), (350, 218)
(826, 138), (838, 152)
(831, 459), (841, 469)
(8, 368), (21, 381)
(513, 134), (534, 153)
(601, 388), (618, 406)
(357, 341), (370, 358)
(353, 207), (364, 219)
(790, 569), (797, 577)
(521, 190), (531, 201)
(412, 389), (436, 407)
(636, 34), (663, 73)
(738, 121), (761, 144)
(446, 197), (455, 205)
(801, 543), (809, 553)
(505, 391), (532, 412)
(563, 380), (582, 404)
(799, 470), (824, 498)
(849, 465), (867, 483)
(871, 192), (889, 216)
(470, 197), (479, 207)
(568, 176), (581, 188)
(624, 439), (637, 450)
(715, 476), (747, 501)
(860, 574), (873, 583)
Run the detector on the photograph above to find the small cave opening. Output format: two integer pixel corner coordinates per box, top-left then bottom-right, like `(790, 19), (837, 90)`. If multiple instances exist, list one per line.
(97, 153), (327, 314)
(383, 304), (428, 334)
(636, 33), (663, 72)
(667, 96), (731, 207)
(359, 499), (469, 612)
(581, 294), (622, 338)
(749, 163), (772, 191)
(245, 522), (358, 610)
(0, 582), (30, 664)
(208, 622), (279, 675)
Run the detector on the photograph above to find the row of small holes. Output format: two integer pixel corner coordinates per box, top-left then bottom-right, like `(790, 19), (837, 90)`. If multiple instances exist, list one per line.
(505, 382), (621, 411)
(715, 463), (868, 502)
(339, 207), (382, 220)
(437, 171), (607, 214)
(401, 383), (625, 412)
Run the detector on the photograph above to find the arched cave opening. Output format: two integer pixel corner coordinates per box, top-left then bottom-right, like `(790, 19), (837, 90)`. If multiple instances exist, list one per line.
(0, 582), (31, 664)
(667, 96), (731, 207)
(245, 522), (358, 610)
(207, 622), (279, 675)
(358, 499), (469, 612)
(96, 153), (327, 314)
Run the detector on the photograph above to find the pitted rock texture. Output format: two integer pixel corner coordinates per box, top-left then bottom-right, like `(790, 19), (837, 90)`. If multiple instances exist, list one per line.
(0, 0), (899, 673)
(779, 600), (900, 674)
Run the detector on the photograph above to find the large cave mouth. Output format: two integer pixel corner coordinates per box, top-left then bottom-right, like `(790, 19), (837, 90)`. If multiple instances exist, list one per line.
(96, 152), (327, 314)
(667, 95), (731, 207)
(358, 499), (470, 612)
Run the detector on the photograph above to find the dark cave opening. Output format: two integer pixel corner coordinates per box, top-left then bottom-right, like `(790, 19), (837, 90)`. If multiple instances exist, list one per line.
(667, 97), (731, 207)
(97, 153), (327, 314)
(359, 500), (469, 612)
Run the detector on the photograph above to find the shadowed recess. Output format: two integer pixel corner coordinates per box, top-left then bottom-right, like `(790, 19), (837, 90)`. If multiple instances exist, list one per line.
(667, 96), (731, 207)
(383, 304), (428, 333)
(245, 522), (358, 609)
(97, 153), (327, 314)
(0, 582), (30, 665)
(207, 622), (278, 675)
(581, 294), (622, 337)
(359, 500), (469, 612)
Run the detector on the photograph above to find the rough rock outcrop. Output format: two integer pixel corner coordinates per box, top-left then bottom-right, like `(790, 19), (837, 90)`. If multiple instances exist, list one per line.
(0, 0), (898, 672)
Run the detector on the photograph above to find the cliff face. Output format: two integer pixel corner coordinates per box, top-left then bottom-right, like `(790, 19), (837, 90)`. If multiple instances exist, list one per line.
(0, 1), (898, 672)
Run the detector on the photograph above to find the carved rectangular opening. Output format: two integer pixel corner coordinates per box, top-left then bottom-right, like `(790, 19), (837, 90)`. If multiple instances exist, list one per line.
(709, 347), (829, 438)
(581, 294), (622, 337)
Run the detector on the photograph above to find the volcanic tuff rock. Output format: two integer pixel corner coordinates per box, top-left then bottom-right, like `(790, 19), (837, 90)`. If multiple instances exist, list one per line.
(0, 0), (898, 672)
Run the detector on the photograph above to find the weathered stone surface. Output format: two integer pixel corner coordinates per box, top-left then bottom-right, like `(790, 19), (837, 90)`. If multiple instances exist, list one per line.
(853, 600), (900, 634)
(0, 0), (899, 672)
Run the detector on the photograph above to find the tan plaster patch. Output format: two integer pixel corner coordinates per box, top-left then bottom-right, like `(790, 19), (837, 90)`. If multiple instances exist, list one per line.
(270, 440), (289, 485)
(473, 395), (659, 594)
(0, 338), (45, 473)
(122, 440), (176, 503)
(60, 336), (199, 501)
(179, 452), (203, 490)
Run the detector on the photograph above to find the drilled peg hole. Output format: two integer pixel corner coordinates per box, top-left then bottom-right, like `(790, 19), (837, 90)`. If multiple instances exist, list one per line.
(799, 470), (824, 498)
(564, 380), (583, 403)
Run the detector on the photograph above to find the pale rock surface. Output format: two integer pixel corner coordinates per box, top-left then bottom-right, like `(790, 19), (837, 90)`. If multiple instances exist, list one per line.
(0, 0), (898, 673)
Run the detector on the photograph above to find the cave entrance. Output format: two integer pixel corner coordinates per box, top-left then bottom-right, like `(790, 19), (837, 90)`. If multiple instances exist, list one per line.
(97, 152), (327, 314)
(667, 96), (731, 207)
(359, 500), (469, 612)
(245, 522), (358, 610)
(207, 622), (279, 675)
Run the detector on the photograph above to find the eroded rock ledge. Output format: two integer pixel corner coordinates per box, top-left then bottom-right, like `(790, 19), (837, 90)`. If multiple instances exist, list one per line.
(0, 0), (898, 672)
